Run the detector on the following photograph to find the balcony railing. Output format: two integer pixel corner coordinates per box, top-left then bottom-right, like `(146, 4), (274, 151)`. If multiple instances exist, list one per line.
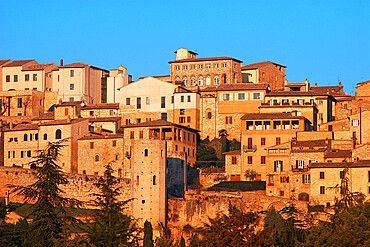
(243, 145), (257, 152)
(291, 166), (309, 172)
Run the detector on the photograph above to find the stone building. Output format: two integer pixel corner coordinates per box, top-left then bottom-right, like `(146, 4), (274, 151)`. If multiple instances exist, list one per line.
(169, 48), (243, 89)
(105, 66), (132, 103)
(224, 150), (241, 180)
(241, 61), (286, 91)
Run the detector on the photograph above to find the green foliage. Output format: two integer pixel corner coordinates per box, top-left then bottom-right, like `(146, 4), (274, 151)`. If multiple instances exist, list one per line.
(229, 139), (241, 151)
(86, 163), (140, 247)
(196, 143), (219, 169)
(0, 218), (29, 247)
(10, 140), (82, 247)
(143, 220), (154, 247)
(189, 205), (268, 246)
(207, 181), (266, 192)
(244, 169), (258, 181)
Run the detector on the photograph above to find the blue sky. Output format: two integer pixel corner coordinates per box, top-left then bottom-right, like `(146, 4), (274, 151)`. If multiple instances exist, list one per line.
(1, 0), (369, 95)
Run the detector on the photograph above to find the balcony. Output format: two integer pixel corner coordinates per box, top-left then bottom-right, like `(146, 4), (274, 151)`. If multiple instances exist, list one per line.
(243, 145), (257, 152)
(291, 166), (309, 172)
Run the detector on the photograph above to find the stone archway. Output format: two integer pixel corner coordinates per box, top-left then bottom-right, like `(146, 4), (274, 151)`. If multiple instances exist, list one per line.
(298, 192), (309, 201)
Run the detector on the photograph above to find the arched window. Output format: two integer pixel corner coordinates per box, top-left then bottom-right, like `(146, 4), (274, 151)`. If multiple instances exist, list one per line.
(175, 76), (180, 82)
(35, 133), (38, 140)
(55, 129), (62, 139)
(207, 112), (212, 119)
(198, 75), (203, 86)
(144, 149), (149, 157)
(182, 76), (188, 86)
(205, 75), (211, 85)
(153, 175), (157, 185)
(24, 134), (28, 141)
(190, 75), (195, 86)
(222, 74), (227, 84)
(95, 155), (99, 162)
(214, 75), (219, 85)
(43, 133), (47, 140)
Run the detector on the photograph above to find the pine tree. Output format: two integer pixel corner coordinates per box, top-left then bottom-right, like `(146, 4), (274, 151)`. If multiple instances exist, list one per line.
(87, 163), (140, 247)
(10, 140), (82, 247)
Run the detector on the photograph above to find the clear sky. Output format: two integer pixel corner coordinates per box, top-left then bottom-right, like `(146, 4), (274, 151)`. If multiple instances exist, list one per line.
(1, 0), (369, 95)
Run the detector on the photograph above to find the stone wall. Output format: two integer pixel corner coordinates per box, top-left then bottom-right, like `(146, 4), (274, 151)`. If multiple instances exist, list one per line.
(199, 172), (227, 189)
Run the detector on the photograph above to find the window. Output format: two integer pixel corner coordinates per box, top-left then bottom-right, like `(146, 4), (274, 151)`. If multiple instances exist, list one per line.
(126, 98), (130, 105)
(190, 65), (195, 69)
(146, 97), (150, 105)
(318, 100), (323, 105)
(69, 97), (74, 101)
(190, 75), (196, 86)
(280, 176), (289, 183)
(55, 129), (62, 139)
(280, 191), (284, 196)
(352, 119), (359, 127)
(175, 76), (180, 81)
(238, 93), (245, 100)
(43, 133), (47, 140)
(89, 111), (94, 116)
(344, 103), (347, 109)
(248, 156), (252, 164)
(206, 64), (210, 68)
(21, 151), (24, 158)
(261, 156), (266, 164)
(144, 149), (149, 156)
(222, 63), (227, 68)
(320, 186), (325, 194)
(8, 151), (15, 159)
(207, 112), (212, 119)
(179, 117), (185, 123)
(253, 93), (261, 99)
(175, 65), (180, 70)
(320, 171), (325, 179)
(136, 118), (141, 123)
(368, 171), (370, 183)
(17, 98), (22, 108)
(181, 96), (184, 102)
(14, 75), (18, 82)
(328, 125), (333, 131)
(95, 155), (99, 162)
(146, 118), (151, 122)
(136, 97), (141, 109)
(232, 156), (237, 164)
(296, 160), (305, 169)
(340, 171), (345, 179)
(25, 74), (29, 81)
(198, 75), (203, 86)
(187, 116), (191, 123)
(206, 75), (211, 85)
(139, 131), (144, 139)
(183, 76), (188, 86)
(187, 95), (191, 102)
(70, 84), (74, 90)
(268, 175), (274, 185)
(198, 64), (203, 69)
(161, 113), (167, 120)
(6, 75), (10, 82)
(90, 142), (94, 149)
(223, 93), (230, 101)
(153, 175), (157, 185)
(261, 137), (266, 146)
(274, 161), (283, 172)
(214, 64), (219, 68)
(226, 116), (232, 124)
(30, 134), (33, 141)
(70, 70), (74, 77)
(276, 137), (281, 145)
(161, 96), (166, 108)
(214, 74), (219, 85)
(65, 108), (69, 116)
(33, 74), (37, 81)
(24, 134), (28, 141)
(112, 140), (117, 147)
(302, 174), (311, 184)
(26, 151), (31, 157)
(130, 131), (134, 139)
(183, 65), (187, 70)
(125, 119), (131, 125)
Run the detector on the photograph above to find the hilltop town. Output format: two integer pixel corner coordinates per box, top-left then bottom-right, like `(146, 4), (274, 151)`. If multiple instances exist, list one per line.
(0, 48), (369, 236)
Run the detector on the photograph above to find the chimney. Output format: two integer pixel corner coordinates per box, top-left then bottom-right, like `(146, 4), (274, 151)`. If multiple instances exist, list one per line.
(60, 59), (63, 66)
(339, 81), (342, 86)
(59, 98), (62, 104)
(9, 121), (13, 129)
(315, 83), (318, 87)
(66, 115), (71, 123)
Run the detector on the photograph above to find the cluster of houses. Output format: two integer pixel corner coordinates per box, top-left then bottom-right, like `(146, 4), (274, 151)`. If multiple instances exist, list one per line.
(0, 47), (369, 225)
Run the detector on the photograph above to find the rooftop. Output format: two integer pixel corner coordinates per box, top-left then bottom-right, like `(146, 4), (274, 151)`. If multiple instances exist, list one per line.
(266, 91), (336, 98)
(223, 150), (241, 155)
(22, 63), (56, 71)
(59, 63), (109, 72)
(120, 119), (199, 133)
(82, 103), (120, 110)
(201, 83), (270, 92)
(310, 160), (370, 168)
(241, 112), (306, 120)
(3, 123), (39, 132)
(0, 60), (11, 66)
(88, 117), (121, 123)
(241, 61), (286, 70)
(3, 60), (36, 67)
(55, 101), (83, 107)
(324, 149), (352, 158)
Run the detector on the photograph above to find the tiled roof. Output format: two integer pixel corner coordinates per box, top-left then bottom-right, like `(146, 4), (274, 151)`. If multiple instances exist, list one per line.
(3, 123), (39, 132)
(38, 118), (87, 126)
(357, 80), (370, 87)
(324, 150), (352, 158)
(266, 91), (336, 98)
(240, 112), (305, 120)
(120, 119), (199, 132)
(0, 60), (11, 66)
(88, 117), (121, 123)
(223, 150), (241, 155)
(201, 83), (269, 92)
(32, 112), (55, 120)
(169, 56), (243, 64)
(79, 133), (124, 140)
(292, 139), (330, 148)
(241, 61), (286, 70)
(310, 160), (370, 168)
(3, 60), (36, 67)
(22, 63), (56, 71)
(55, 101), (83, 107)
(59, 63), (108, 72)
(309, 86), (347, 96)
(82, 103), (120, 110)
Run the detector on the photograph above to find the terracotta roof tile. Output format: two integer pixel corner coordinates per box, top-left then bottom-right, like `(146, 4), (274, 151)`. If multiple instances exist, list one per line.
(201, 83), (269, 92)
(38, 118), (87, 126)
(121, 119), (199, 133)
(3, 60), (36, 67)
(55, 101), (83, 107)
(32, 112), (55, 120)
(241, 61), (286, 70)
(22, 63), (56, 71)
(169, 56), (242, 64)
(59, 63), (108, 72)
(240, 112), (305, 120)
(0, 60), (11, 66)
(292, 139), (330, 148)
(223, 150), (241, 155)
(357, 80), (370, 87)
(324, 150), (352, 158)
(266, 91), (336, 98)
(310, 160), (370, 168)
(88, 117), (121, 123)
(82, 103), (119, 110)
(79, 133), (124, 140)
(3, 123), (39, 132)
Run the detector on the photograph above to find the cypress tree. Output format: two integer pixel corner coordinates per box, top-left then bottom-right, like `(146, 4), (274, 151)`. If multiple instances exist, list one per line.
(143, 220), (154, 247)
